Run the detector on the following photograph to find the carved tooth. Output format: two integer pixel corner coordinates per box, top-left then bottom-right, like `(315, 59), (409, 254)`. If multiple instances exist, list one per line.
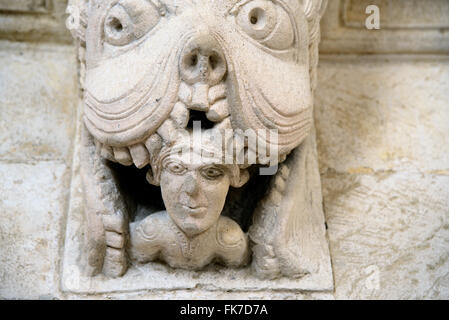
(94, 139), (102, 153)
(257, 155), (271, 166)
(190, 83), (209, 111)
(105, 231), (125, 249)
(208, 83), (227, 104)
(178, 81), (192, 105)
(105, 247), (126, 263)
(103, 247), (127, 278)
(206, 99), (230, 122)
(145, 134), (163, 160)
(157, 118), (177, 142)
(100, 144), (117, 162)
(267, 190), (283, 206)
(103, 214), (126, 233)
(274, 175), (286, 192)
(170, 101), (189, 128)
(129, 143), (151, 169)
(279, 154), (287, 163)
(239, 163), (252, 170)
(279, 164), (290, 179)
(113, 147), (133, 166)
(215, 117), (232, 133)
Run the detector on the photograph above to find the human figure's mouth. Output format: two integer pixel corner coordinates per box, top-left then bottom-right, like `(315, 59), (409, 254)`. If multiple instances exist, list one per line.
(181, 205), (207, 216)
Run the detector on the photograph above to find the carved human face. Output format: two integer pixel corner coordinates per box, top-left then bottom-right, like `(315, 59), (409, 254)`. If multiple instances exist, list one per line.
(159, 152), (232, 237)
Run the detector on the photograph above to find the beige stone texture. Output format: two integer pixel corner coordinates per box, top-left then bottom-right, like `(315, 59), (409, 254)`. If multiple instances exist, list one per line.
(315, 55), (449, 299)
(0, 40), (78, 299)
(0, 0), (71, 43)
(323, 172), (449, 299)
(0, 161), (69, 299)
(1, 0), (449, 300)
(315, 56), (449, 174)
(320, 0), (449, 54)
(0, 41), (78, 162)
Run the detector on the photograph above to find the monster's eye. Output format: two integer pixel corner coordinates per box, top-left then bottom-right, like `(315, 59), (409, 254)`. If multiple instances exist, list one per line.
(201, 166), (224, 180)
(165, 161), (187, 175)
(234, 0), (295, 50)
(104, 0), (160, 46)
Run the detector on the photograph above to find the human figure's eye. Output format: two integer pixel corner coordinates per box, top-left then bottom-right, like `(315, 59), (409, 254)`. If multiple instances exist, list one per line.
(165, 161), (187, 175)
(201, 166), (225, 180)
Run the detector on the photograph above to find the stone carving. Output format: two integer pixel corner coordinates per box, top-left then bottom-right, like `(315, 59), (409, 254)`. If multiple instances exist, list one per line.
(67, 0), (329, 279)
(130, 131), (250, 269)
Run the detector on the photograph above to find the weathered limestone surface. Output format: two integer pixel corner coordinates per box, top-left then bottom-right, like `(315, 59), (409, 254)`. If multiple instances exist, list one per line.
(316, 56), (449, 299)
(320, 0), (449, 54)
(0, 0), (71, 43)
(323, 172), (449, 299)
(315, 56), (449, 174)
(0, 41), (78, 299)
(0, 162), (69, 299)
(1, 1), (449, 300)
(0, 41), (78, 161)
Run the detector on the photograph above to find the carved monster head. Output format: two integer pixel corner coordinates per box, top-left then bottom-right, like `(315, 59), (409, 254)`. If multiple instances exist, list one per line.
(69, 0), (327, 161)
(68, 0), (328, 279)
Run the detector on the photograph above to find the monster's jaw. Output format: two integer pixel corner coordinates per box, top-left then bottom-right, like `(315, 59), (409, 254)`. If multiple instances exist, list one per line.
(88, 77), (233, 169)
(86, 76), (309, 170)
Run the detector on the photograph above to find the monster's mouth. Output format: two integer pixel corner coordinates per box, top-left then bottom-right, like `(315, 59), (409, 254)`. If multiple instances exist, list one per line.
(107, 157), (274, 231)
(92, 77), (232, 168)
(88, 76), (291, 231)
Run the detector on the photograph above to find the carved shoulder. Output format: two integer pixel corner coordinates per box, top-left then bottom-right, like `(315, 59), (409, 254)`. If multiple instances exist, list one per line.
(215, 217), (250, 267)
(129, 211), (170, 263)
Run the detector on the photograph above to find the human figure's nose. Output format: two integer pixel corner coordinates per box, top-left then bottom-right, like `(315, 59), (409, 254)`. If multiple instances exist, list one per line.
(181, 173), (199, 196)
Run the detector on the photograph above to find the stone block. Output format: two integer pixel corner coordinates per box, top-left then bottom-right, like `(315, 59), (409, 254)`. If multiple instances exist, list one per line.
(0, 161), (69, 299)
(343, 0), (449, 29)
(322, 171), (449, 299)
(320, 0), (449, 54)
(315, 56), (449, 174)
(0, 41), (78, 162)
(0, 0), (71, 43)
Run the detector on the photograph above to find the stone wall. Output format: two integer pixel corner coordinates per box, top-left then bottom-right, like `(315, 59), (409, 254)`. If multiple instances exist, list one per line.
(0, 0), (448, 299)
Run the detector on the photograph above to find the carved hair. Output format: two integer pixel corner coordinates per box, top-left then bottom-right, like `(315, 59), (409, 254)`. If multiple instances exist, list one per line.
(146, 133), (250, 188)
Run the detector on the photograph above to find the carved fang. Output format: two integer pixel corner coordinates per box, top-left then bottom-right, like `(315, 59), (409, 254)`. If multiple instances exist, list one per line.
(129, 143), (151, 169)
(206, 99), (230, 122)
(113, 147), (133, 166)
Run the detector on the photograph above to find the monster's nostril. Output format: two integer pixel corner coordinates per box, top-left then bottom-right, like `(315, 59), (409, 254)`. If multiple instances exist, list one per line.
(250, 15), (258, 25)
(180, 34), (227, 85)
(189, 54), (198, 67)
(209, 55), (218, 70)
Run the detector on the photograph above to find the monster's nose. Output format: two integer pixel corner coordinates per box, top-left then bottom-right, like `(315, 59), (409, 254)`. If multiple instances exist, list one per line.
(179, 34), (227, 86)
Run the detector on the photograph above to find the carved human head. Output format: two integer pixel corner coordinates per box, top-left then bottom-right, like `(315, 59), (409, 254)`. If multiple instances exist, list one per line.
(147, 132), (250, 236)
